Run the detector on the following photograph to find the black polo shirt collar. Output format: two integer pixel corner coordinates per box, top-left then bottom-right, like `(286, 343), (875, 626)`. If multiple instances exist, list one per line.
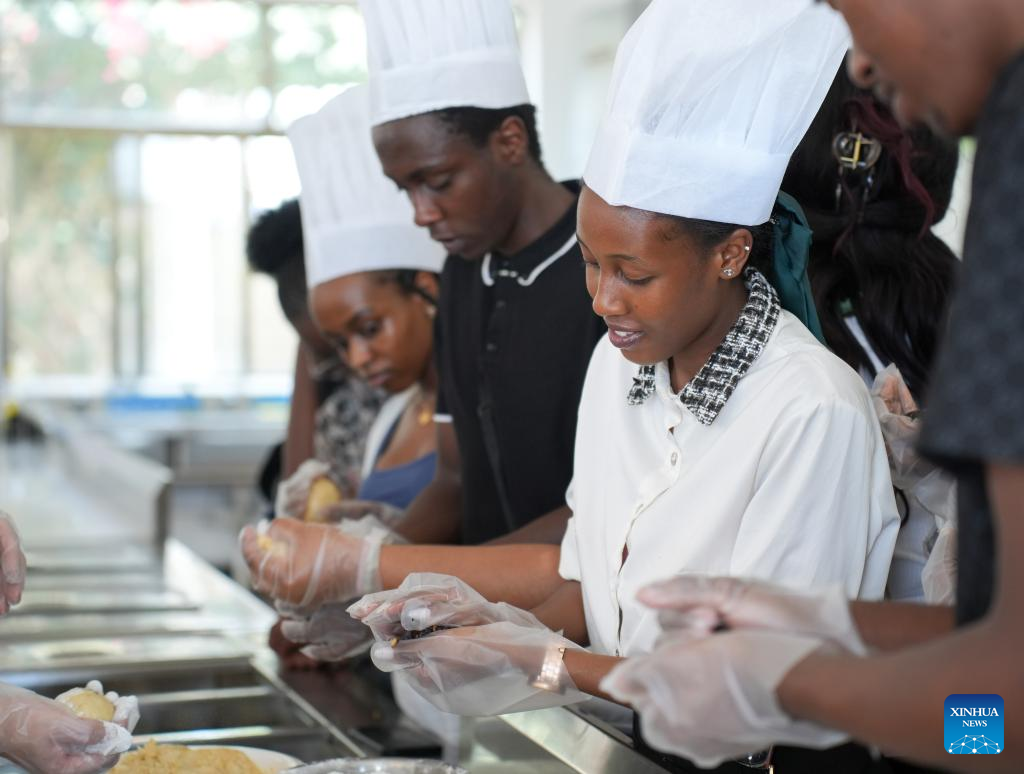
(481, 181), (582, 287)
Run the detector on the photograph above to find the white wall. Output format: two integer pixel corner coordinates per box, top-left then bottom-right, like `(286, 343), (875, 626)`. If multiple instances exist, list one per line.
(518, 0), (648, 181)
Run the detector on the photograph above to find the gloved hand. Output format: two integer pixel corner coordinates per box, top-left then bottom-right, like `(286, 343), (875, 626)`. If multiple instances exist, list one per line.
(335, 514), (408, 545)
(268, 619), (321, 671)
(639, 576), (868, 656)
(317, 500), (406, 531)
(871, 365), (925, 490)
(0, 684), (133, 774)
(0, 512), (27, 615)
(278, 601), (372, 662)
(239, 519), (382, 609)
(56, 680), (140, 733)
(601, 629), (849, 768)
(349, 572), (541, 642)
(871, 365), (958, 605)
(274, 459), (331, 519)
(351, 574), (587, 716)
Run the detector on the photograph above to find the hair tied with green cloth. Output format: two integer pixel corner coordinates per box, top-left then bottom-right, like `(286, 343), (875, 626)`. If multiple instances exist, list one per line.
(769, 191), (826, 345)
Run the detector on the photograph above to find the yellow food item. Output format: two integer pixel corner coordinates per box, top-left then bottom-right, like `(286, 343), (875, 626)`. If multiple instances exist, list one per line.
(59, 689), (114, 722)
(303, 477), (342, 523)
(257, 534), (286, 556)
(112, 740), (263, 774)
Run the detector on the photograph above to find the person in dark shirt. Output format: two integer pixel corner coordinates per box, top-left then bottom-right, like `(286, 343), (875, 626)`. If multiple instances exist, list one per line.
(597, 1), (1024, 771)
(332, 0), (606, 546)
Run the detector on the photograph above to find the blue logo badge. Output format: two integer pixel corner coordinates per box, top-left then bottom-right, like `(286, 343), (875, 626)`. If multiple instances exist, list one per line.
(945, 694), (1003, 755)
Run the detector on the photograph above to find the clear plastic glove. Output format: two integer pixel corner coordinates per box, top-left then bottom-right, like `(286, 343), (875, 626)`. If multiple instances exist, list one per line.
(351, 574), (588, 716)
(0, 512), (27, 616)
(639, 576), (868, 656)
(368, 623), (586, 716)
(274, 459), (331, 519)
(268, 516), (405, 663)
(278, 601), (372, 662)
(268, 618), (321, 671)
(0, 684), (132, 774)
(871, 366), (956, 518)
(336, 514), (408, 545)
(317, 500), (406, 531)
(349, 572), (541, 642)
(871, 366), (958, 603)
(871, 365), (926, 489)
(239, 519), (382, 609)
(56, 680), (140, 733)
(602, 629), (848, 768)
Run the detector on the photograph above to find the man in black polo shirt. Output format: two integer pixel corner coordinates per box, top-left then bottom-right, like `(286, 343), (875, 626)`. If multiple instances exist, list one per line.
(355, 0), (605, 545)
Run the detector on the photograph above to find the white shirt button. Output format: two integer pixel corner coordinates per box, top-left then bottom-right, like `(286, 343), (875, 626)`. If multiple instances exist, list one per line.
(670, 452), (679, 465)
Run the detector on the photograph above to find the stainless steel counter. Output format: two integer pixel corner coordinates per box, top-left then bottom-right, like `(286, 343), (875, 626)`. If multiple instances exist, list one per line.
(0, 438), (365, 767)
(0, 436), (669, 773)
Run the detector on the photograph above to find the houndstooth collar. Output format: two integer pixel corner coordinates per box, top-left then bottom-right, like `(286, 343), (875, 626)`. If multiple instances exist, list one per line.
(627, 268), (780, 425)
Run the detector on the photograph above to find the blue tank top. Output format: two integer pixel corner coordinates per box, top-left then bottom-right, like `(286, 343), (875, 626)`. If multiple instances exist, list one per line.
(357, 416), (437, 509)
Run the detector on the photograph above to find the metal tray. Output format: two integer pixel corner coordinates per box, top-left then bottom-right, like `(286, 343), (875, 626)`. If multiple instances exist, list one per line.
(286, 760), (466, 774)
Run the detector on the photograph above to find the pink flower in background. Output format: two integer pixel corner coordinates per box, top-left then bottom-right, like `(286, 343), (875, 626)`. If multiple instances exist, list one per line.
(1, 7), (40, 45)
(101, 0), (150, 82)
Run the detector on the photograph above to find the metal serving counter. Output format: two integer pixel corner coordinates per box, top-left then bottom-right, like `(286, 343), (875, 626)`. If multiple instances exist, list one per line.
(0, 435), (669, 773)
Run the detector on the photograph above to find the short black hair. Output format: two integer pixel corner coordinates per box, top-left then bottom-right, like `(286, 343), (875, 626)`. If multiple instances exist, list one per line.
(657, 213), (775, 275)
(432, 104), (543, 163)
(372, 269), (439, 306)
(246, 198), (309, 323)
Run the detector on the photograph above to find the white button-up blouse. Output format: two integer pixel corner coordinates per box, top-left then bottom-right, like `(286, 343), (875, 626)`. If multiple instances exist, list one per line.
(559, 279), (900, 658)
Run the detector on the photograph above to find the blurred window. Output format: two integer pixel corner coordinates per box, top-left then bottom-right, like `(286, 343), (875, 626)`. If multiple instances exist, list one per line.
(0, 0), (367, 392)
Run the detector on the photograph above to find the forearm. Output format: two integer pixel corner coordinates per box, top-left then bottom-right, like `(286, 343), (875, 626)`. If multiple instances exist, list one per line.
(849, 599), (955, 651)
(528, 580), (622, 702)
(394, 478), (463, 544)
(564, 651), (624, 704)
(488, 505), (571, 546)
(779, 617), (1022, 772)
(531, 580), (588, 643)
(380, 543), (563, 609)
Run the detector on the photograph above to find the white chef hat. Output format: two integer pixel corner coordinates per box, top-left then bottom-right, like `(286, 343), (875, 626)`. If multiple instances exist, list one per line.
(288, 85), (446, 288)
(359, 0), (531, 127)
(584, 0), (851, 227)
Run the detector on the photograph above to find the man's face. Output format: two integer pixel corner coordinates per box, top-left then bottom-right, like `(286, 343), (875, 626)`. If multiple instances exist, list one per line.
(372, 113), (521, 260)
(828, 0), (999, 136)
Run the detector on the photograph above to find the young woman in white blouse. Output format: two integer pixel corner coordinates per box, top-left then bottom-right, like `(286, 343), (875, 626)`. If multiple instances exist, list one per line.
(243, 3), (900, 764)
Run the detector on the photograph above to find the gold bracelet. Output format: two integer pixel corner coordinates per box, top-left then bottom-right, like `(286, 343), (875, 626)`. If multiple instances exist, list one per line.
(530, 646), (568, 692)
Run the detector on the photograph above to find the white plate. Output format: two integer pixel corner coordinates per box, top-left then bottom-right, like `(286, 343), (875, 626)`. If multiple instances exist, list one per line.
(188, 745), (303, 773)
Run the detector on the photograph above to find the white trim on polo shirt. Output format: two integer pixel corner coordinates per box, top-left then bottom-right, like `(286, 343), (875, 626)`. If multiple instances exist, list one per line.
(480, 233), (578, 288)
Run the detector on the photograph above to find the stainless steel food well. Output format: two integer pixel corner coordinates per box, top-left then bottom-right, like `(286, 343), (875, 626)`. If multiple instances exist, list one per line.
(285, 759), (468, 773)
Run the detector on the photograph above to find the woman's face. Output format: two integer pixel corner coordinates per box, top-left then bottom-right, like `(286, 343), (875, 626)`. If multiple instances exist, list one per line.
(310, 272), (437, 393)
(577, 186), (746, 367)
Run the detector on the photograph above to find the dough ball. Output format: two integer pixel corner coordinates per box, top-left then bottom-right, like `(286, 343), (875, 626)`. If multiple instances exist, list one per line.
(304, 478), (342, 523)
(60, 689), (115, 722)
